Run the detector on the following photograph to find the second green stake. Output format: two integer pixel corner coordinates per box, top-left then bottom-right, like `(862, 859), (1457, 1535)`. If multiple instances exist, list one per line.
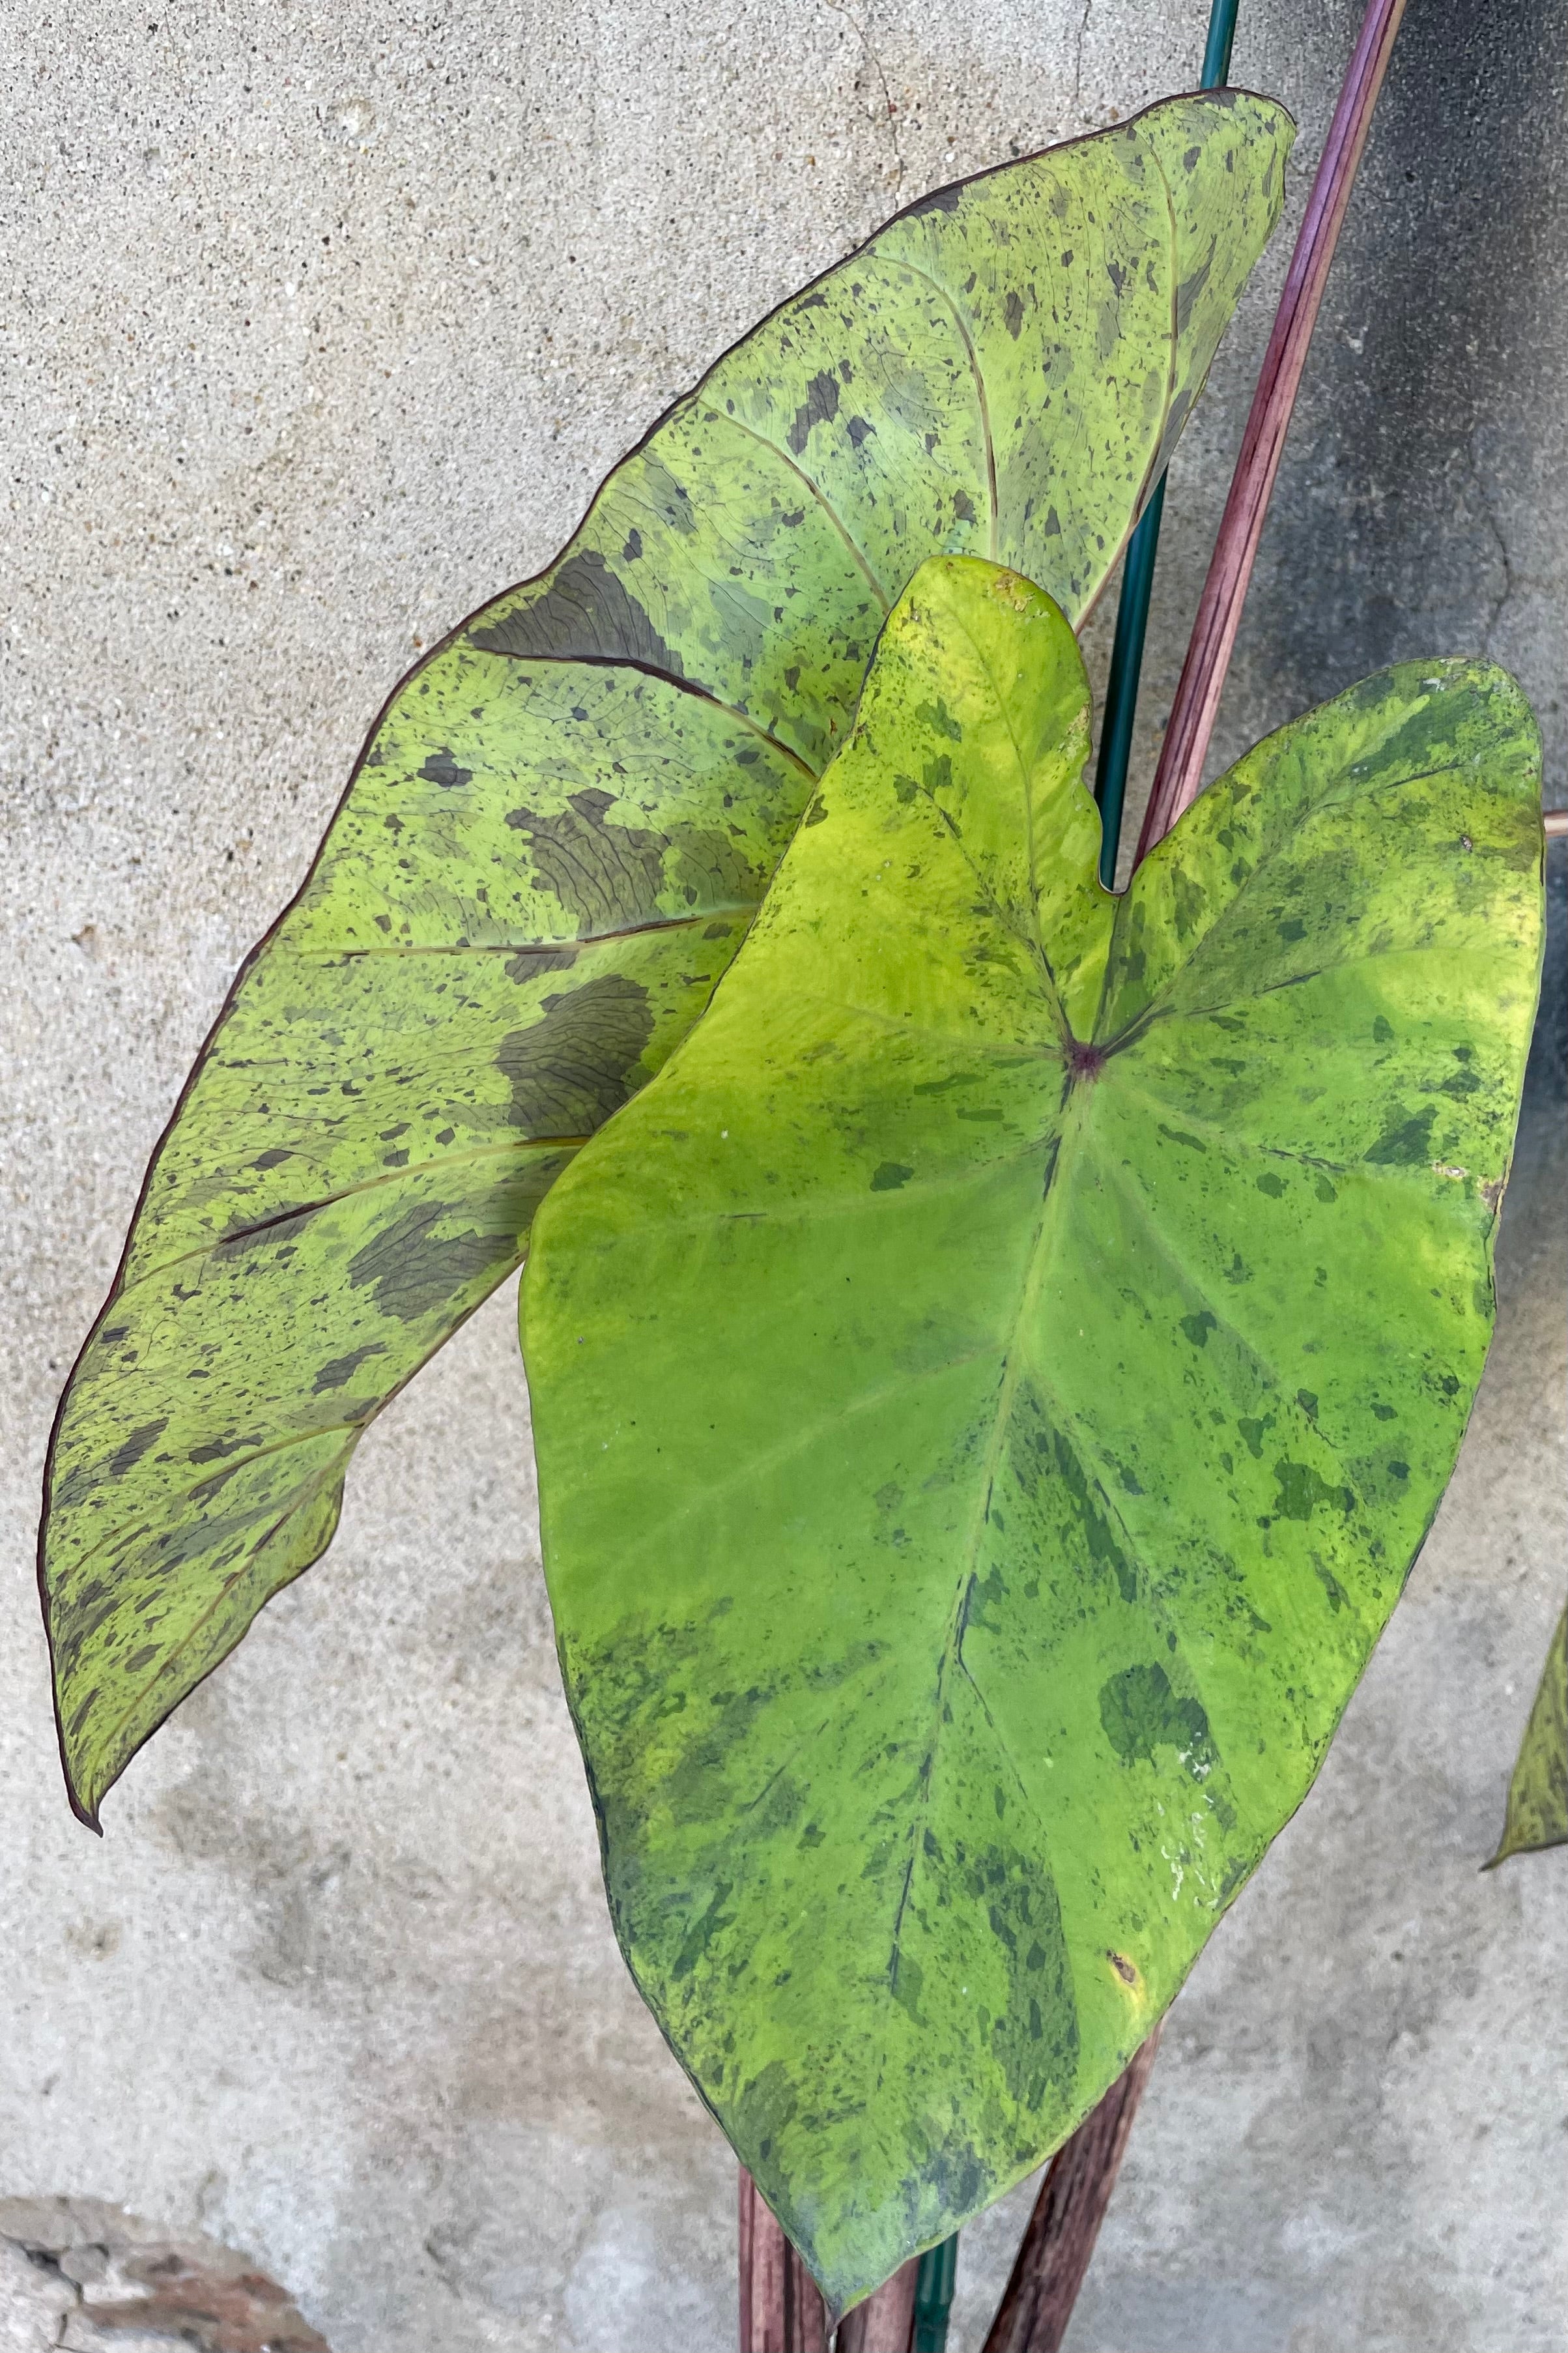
(1092, 0), (1241, 884)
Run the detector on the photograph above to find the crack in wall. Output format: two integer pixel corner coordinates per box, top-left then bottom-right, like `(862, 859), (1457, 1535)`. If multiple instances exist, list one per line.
(1470, 430), (1517, 661)
(1073, 0), (1094, 119)
(823, 0), (905, 192)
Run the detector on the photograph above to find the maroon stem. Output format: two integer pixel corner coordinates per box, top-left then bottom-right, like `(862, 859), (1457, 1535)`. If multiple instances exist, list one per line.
(835, 2260), (920, 2352)
(739, 2171), (922, 2353)
(981, 2030), (1163, 2353)
(1135, 0), (1410, 860)
(739, 2169), (831, 2353)
(993, 12), (1416, 2347)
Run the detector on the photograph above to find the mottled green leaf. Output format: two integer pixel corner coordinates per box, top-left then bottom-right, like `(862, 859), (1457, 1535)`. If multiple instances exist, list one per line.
(1489, 1607), (1567, 1864)
(40, 93), (1293, 1825)
(522, 555), (1544, 2306)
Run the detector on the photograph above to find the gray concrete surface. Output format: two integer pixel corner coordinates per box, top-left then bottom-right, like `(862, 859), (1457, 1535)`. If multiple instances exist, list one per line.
(3, 2), (1565, 2347)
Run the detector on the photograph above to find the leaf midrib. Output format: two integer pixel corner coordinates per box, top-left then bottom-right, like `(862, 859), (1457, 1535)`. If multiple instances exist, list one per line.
(886, 1084), (1083, 1986)
(889, 257), (1001, 561)
(696, 403), (894, 616)
(296, 905), (760, 962)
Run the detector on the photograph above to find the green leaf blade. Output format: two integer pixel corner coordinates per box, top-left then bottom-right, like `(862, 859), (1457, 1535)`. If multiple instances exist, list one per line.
(523, 556), (1543, 2303)
(41, 92), (1292, 1821)
(1490, 1608), (1568, 1864)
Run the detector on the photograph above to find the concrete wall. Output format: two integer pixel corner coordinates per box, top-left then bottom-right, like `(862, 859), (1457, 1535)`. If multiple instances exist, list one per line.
(3, 2), (1563, 2346)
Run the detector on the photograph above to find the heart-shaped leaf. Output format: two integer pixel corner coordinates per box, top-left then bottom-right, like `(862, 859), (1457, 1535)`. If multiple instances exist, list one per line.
(40, 93), (1292, 1824)
(522, 555), (1544, 2305)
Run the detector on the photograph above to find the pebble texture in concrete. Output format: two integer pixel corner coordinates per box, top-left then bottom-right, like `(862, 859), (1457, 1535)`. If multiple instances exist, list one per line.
(4, 2), (1565, 2348)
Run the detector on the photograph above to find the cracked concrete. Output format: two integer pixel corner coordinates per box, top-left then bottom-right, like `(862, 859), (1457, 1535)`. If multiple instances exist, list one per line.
(1073, 0), (1095, 121)
(824, 0), (906, 197)
(4, 1), (1565, 2348)
(1474, 439), (1515, 665)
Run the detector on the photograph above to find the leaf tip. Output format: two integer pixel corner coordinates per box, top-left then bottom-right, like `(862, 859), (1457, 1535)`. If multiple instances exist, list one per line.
(59, 1740), (107, 1837)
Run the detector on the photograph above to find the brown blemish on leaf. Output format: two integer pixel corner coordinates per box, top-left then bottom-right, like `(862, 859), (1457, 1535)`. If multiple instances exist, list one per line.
(988, 568), (1038, 615)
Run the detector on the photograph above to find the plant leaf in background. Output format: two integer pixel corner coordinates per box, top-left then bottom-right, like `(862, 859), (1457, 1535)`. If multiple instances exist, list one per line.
(39, 91), (1293, 1826)
(1489, 1607), (1567, 1864)
(522, 555), (1544, 2307)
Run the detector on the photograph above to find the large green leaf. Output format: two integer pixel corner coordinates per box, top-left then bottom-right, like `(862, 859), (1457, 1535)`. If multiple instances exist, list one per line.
(40, 93), (1292, 1825)
(1489, 1607), (1567, 1865)
(522, 555), (1544, 2307)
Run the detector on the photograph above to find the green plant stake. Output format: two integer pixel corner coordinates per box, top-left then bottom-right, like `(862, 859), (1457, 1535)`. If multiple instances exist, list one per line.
(1092, 471), (1167, 888)
(38, 93), (1291, 1832)
(523, 553), (1543, 2308)
(912, 2236), (960, 2352)
(1201, 0), (1242, 85)
(1092, 0), (1241, 888)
